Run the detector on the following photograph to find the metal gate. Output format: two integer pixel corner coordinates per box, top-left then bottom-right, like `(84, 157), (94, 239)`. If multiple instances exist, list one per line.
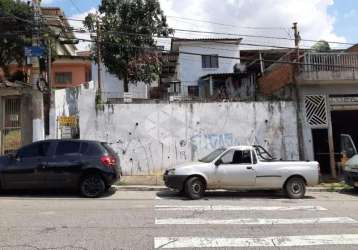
(1, 97), (21, 154)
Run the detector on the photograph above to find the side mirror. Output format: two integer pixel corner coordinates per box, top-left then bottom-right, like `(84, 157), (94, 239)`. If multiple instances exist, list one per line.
(215, 159), (223, 167)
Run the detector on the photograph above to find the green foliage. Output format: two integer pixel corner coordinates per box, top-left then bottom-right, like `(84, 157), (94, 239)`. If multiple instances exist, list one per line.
(0, 0), (33, 73)
(84, 0), (173, 92)
(311, 40), (331, 52)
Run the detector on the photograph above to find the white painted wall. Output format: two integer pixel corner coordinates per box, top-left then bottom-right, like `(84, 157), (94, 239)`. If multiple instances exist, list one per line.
(79, 89), (298, 176)
(176, 41), (240, 95)
(92, 63), (151, 100)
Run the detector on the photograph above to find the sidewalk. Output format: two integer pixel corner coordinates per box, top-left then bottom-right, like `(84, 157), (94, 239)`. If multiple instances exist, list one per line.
(116, 176), (352, 192)
(113, 183), (351, 192)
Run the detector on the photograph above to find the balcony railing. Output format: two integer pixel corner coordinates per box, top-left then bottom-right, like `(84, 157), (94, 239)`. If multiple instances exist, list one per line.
(303, 52), (358, 72)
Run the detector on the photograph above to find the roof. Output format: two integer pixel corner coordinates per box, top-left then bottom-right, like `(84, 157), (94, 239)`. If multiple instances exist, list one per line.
(41, 7), (77, 53)
(0, 80), (32, 89)
(200, 73), (238, 79)
(173, 38), (242, 43)
(172, 37), (242, 51)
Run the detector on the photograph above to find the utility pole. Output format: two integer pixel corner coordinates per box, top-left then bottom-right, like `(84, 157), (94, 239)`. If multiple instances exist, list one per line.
(31, 0), (41, 90)
(291, 22), (304, 161)
(96, 18), (102, 95)
(31, 0), (45, 141)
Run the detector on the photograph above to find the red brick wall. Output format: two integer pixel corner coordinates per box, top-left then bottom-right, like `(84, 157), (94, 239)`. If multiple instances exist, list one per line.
(258, 64), (294, 96)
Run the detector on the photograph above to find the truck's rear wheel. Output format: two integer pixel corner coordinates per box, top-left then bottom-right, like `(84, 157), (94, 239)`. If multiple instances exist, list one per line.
(285, 177), (306, 199)
(185, 177), (205, 200)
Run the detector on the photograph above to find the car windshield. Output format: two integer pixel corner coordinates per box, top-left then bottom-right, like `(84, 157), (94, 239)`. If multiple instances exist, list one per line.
(253, 145), (274, 161)
(199, 148), (227, 163)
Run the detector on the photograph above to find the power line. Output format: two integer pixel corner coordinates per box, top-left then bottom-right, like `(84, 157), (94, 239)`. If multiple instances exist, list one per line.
(174, 29), (355, 46)
(6, 12), (357, 46)
(167, 15), (287, 30)
(56, 35), (358, 70)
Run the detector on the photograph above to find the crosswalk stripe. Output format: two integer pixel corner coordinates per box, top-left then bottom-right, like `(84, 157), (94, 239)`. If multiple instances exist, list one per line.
(154, 234), (358, 248)
(155, 205), (327, 211)
(155, 217), (357, 225)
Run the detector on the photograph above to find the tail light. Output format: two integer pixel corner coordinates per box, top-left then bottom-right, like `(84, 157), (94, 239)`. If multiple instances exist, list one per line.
(101, 155), (116, 168)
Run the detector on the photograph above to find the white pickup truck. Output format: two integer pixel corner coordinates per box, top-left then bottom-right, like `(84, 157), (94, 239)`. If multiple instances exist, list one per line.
(163, 145), (320, 199)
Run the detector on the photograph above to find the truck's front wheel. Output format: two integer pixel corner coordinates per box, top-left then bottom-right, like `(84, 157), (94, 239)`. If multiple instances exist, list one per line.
(285, 177), (306, 199)
(185, 177), (205, 200)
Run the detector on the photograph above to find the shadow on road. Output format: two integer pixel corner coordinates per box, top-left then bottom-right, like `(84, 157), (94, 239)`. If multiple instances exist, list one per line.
(156, 190), (315, 200)
(0, 187), (117, 199)
(338, 188), (358, 197)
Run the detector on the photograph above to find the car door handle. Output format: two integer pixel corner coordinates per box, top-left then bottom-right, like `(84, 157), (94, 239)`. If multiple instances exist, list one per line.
(246, 166), (253, 170)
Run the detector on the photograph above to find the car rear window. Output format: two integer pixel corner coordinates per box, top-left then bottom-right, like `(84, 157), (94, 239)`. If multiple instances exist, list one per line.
(55, 141), (80, 156)
(101, 143), (117, 156)
(81, 142), (105, 156)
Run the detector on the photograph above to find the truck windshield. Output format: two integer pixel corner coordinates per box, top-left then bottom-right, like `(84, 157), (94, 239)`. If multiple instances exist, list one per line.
(199, 148), (227, 163)
(253, 145), (274, 161)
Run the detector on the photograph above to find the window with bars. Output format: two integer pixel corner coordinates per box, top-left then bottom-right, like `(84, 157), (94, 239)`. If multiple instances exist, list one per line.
(202, 55), (219, 68)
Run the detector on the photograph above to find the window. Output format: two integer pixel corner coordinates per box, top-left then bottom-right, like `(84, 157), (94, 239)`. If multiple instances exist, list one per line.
(221, 150), (234, 164)
(202, 55), (219, 68)
(199, 148), (226, 163)
(218, 150), (252, 164)
(188, 86), (199, 97)
(83, 143), (104, 156)
(55, 72), (72, 84)
(232, 150), (252, 164)
(55, 141), (80, 156)
(18, 142), (51, 158)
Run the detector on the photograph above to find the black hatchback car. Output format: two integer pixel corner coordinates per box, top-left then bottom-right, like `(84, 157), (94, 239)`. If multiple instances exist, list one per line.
(0, 139), (121, 197)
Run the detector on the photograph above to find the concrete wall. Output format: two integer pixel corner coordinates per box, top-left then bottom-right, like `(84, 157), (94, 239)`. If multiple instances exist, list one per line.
(178, 42), (240, 95)
(79, 89), (298, 176)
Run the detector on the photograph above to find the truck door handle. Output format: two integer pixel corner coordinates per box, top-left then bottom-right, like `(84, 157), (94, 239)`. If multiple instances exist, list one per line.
(247, 166), (253, 170)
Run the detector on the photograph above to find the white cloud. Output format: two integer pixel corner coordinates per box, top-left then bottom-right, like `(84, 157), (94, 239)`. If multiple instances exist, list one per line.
(41, 0), (54, 4)
(159, 0), (347, 49)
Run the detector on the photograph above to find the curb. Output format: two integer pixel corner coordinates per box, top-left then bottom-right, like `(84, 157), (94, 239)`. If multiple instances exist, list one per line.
(112, 185), (348, 193)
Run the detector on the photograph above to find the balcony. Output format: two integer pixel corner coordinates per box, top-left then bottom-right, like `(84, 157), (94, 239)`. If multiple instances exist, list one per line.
(297, 52), (358, 84)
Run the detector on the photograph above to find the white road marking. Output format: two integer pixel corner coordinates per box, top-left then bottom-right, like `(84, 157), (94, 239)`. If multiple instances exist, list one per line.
(155, 205), (327, 211)
(155, 217), (357, 225)
(154, 234), (358, 248)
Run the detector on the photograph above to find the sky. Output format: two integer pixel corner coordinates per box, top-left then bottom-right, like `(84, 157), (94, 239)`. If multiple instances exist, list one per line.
(40, 0), (358, 51)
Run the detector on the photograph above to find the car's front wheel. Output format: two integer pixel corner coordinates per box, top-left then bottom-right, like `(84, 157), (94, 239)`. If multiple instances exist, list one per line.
(185, 177), (205, 200)
(285, 177), (306, 199)
(80, 174), (105, 198)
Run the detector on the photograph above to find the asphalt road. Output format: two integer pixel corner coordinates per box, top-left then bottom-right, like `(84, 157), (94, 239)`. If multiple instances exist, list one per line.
(0, 189), (358, 250)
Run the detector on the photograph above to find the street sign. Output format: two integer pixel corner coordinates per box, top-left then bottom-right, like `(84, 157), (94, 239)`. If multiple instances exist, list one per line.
(61, 126), (72, 139)
(24, 46), (45, 57)
(58, 116), (77, 127)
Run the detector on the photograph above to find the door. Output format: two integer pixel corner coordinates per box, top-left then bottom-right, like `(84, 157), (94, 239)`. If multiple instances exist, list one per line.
(45, 140), (83, 188)
(2, 141), (50, 189)
(216, 149), (256, 188)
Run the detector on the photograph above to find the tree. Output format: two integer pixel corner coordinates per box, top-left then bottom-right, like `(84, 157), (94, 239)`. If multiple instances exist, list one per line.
(311, 40), (331, 52)
(84, 0), (173, 92)
(0, 0), (33, 76)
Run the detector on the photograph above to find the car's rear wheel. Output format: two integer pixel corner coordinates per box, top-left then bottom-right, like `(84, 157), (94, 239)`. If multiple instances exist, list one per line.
(80, 174), (105, 198)
(185, 177), (205, 200)
(285, 177), (306, 199)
